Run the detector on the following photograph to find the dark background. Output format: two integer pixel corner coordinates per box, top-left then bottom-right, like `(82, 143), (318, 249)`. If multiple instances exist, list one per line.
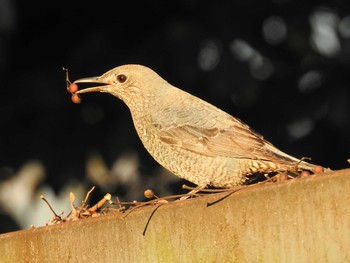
(1, 0), (350, 232)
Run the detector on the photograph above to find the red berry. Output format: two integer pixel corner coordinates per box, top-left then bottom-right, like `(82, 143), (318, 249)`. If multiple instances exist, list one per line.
(313, 166), (323, 174)
(68, 83), (78, 93)
(144, 189), (155, 199)
(274, 172), (288, 182)
(300, 171), (310, 177)
(71, 93), (81, 104)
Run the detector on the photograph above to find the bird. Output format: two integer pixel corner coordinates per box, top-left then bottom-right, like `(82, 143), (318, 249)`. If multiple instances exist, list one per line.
(72, 64), (327, 189)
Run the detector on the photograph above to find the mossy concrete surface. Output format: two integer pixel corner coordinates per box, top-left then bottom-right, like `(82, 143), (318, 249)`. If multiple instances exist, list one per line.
(0, 169), (350, 262)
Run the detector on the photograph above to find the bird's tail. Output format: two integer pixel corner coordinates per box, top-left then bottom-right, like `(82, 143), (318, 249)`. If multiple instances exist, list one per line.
(265, 143), (331, 173)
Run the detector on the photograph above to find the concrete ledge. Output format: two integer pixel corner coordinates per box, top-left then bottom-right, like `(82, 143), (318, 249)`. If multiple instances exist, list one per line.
(1, 169), (350, 262)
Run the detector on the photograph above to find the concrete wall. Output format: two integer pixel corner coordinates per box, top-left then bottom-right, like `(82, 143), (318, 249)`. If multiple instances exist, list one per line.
(1, 168), (349, 262)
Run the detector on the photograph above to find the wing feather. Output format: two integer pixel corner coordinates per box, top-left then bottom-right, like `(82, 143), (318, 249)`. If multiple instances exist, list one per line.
(148, 86), (295, 163)
(151, 96), (270, 159)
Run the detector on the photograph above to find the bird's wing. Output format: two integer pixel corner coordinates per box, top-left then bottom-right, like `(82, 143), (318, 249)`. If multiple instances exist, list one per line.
(157, 120), (270, 159)
(151, 99), (278, 160)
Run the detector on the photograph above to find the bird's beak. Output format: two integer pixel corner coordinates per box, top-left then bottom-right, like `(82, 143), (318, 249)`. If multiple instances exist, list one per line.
(74, 76), (111, 94)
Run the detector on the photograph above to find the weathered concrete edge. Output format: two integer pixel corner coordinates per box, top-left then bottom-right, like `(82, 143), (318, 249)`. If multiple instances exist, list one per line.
(0, 168), (349, 262)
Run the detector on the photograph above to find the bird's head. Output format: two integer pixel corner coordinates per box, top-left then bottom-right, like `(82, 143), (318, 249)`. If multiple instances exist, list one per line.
(74, 64), (167, 108)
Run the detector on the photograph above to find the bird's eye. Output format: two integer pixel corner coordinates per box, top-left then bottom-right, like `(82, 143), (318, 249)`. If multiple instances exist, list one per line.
(117, 74), (127, 83)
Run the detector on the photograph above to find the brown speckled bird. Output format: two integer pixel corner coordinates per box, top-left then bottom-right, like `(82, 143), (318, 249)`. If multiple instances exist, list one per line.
(74, 64), (326, 189)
